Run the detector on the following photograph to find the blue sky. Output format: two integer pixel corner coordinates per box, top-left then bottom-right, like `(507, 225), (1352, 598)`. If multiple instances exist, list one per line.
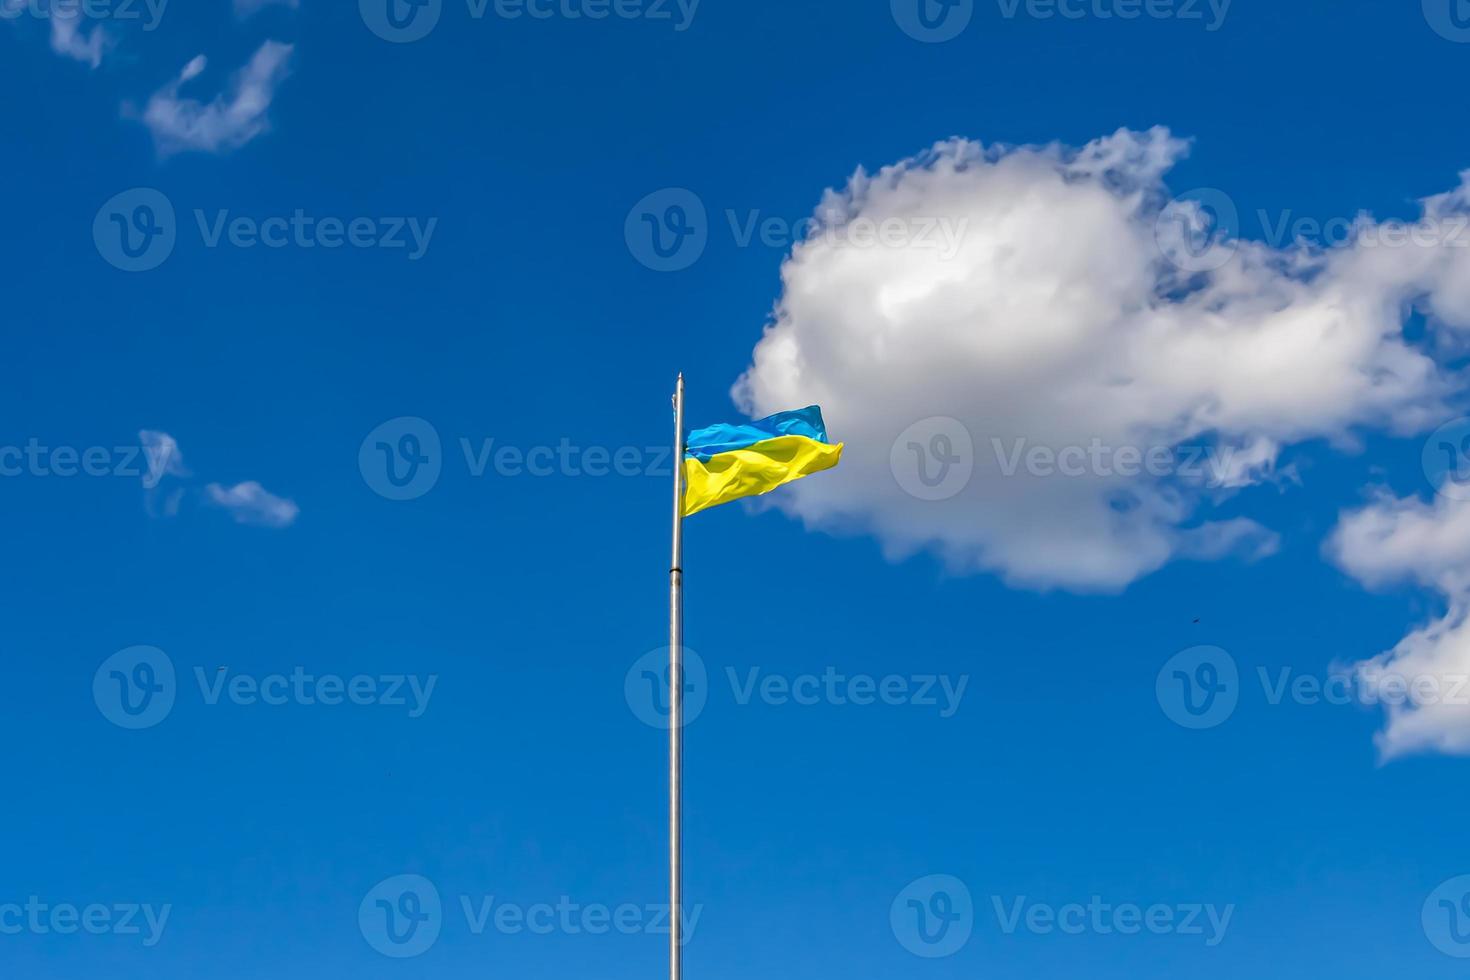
(6, 0), (1470, 976)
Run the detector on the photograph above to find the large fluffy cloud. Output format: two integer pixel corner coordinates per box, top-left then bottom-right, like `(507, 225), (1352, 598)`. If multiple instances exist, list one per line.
(733, 128), (1470, 590)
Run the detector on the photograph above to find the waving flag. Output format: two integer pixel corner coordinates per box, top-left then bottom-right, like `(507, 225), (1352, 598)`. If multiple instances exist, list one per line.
(664, 383), (842, 980)
(682, 405), (843, 516)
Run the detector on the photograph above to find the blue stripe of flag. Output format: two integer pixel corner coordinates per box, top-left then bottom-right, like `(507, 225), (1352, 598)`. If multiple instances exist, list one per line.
(684, 405), (830, 462)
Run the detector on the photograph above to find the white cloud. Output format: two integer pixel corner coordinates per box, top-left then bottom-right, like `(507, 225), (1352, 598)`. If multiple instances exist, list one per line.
(139, 41), (293, 156)
(49, 12), (107, 67)
(1330, 492), (1470, 594)
(1328, 492), (1470, 760)
(135, 432), (297, 529)
(139, 429), (188, 489)
(732, 128), (1470, 591)
(205, 481), (299, 528)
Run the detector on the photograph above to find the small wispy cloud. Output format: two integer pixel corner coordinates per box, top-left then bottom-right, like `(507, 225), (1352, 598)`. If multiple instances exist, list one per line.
(139, 430), (189, 490)
(49, 13), (108, 68)
(138, 40), (293, 156)
(136, 431), (297, 528)
(139, 429), (188, 518)
(205, 481), (300, 529)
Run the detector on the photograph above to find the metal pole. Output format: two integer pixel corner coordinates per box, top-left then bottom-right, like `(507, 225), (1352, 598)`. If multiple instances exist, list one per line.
(669, 372), (685, 980)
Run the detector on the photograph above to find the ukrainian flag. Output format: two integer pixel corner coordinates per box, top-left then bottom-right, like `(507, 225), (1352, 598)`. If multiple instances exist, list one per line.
(682, 406), (843, 517)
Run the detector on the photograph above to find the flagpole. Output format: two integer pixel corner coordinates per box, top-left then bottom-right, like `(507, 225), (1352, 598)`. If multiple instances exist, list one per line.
(669, 372), (685, 980)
